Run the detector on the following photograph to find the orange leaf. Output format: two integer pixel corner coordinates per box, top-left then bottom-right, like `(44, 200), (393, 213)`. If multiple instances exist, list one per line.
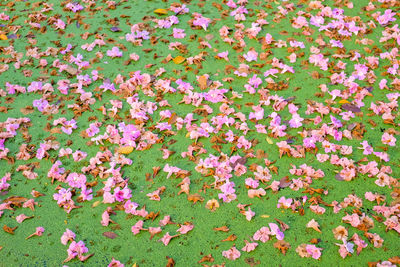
(154, 8), (168, 15)
(187, 194), (204, 204)
(117, 146), (134, 154)
(173, 56), (185, 64)
(222, 234), (237, 242)
(213, 226), (229, 232)
(3, 225), (17, 234)
(0, 34), (7, 40)
(198, 254), (214, 263)
(198, 75), (208, 90)
(166, 256), (175, 267)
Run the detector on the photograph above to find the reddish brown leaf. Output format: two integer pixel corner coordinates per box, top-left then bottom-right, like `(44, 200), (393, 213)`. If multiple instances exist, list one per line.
(102, 231), (118, 239)
(198, 254), (214, 263)
(3, 225), (17, 234)
(166, 256), (175, 267)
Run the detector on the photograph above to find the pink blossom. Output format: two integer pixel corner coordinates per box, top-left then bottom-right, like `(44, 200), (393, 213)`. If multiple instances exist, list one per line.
(108, 258), (124, 267)
(148, 227), (162, 240)
(253, 226), (271, 243)
(241, 240), (258, 252)
(222, 246), (241, 260)
(61, 229), (76, 245)
(26, 227), (45, 239)
(173, 28), (186, 39)
(66, 173), (86, 188)
(131, 220), (144, 235)
(158, 232), (179, 246)
(16, 214), (32, 223)
(381, 132), (396, 146)
(305, 244), (322, 259)
(107, 47), (123, 58)
(55, 19), (66, 30)
(269, 223), (284, 240)
(176, 223), (194, 234)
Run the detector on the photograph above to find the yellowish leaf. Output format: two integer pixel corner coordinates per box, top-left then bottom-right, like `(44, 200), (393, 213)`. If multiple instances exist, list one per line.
(154, 8), (168, 15)
(266, 137), (273, 144)
(92, 201), (101, 208)
(173, 56), (185, 64)
(0, 34), (7, 40)
(117, 146), (134, 154)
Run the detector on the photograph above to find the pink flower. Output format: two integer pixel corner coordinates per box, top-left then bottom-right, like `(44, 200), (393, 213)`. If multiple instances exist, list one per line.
(26, 227), (45, 239)
(101, 210), (110, 226)
(16, 214), (32, 223)
(253, 226), (271, 243)
(216, 51), (229, 61)
(242, 207), (255, 221)
(192, 13), (211, 30)
(241, 240), (258, 252)
(222, 246), (241, 260)
(342, 213), (360, 227)
(305, 244), (322, 259)
(148, 227), (162, 240)
(61, 119), (77, 135)
(64, 240), (91, 263)
(66, 173), (86, 188)
(158, 215), (172, 227)
(108, 258), (124, 267)
(173, 28), (186, 39)
(72, 150), (87, 162)
(61, 229), (76, 245)
(107, 46), (123, 58)
(131, 220), (144, 235)
(269, 223), (284, 240)
(176, 223), (194, 234)
(243, 50), (258, 62)
(114, 186), (132, 202)
(124, 200), (139, 214)
(158, 232), (179, 246)
(381, 132), (396, 146)
(277, 196), (293, 209)
(55, 19), (66, 30)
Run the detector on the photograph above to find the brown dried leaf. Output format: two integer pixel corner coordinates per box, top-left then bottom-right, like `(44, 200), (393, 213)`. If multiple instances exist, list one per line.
(102, 231), (118, 239)
(341, 103), (361, 113)
(65, 65), (78, 75)
(20, 106), (34, 115)
(4, 196), (28, 206)
(273, 240), (291, 255)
